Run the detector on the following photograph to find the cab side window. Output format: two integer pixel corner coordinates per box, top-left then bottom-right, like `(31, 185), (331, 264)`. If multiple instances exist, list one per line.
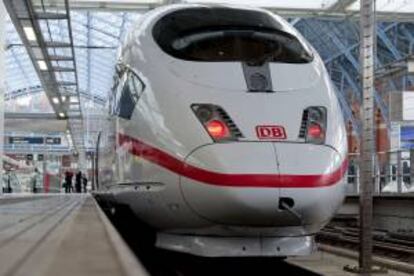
(111, 67), (145, 120)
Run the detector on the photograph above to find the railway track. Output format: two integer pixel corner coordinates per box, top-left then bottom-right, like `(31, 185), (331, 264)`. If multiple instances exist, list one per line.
(101, 202), (320, 276)
(317, 225), (414, 263)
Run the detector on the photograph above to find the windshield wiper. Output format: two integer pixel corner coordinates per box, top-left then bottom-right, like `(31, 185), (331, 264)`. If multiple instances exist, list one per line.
(172, 31), (225, 50)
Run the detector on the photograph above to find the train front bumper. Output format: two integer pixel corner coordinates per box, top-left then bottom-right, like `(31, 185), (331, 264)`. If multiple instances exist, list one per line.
(180, 142), (347, 227)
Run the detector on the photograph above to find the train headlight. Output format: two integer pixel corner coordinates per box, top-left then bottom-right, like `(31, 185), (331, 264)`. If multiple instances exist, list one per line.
(206, 120), (230, 139)
(307, 123), (324, 140)
(300, 106), (327, 144)
(194, 105), (213, 122)
(192, 104), (243, 142)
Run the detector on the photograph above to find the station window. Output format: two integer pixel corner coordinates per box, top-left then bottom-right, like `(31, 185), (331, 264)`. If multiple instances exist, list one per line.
(111, 68), (145, 120)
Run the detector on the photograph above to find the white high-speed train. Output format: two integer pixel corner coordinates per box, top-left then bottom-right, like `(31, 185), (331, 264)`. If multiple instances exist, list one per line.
(96, 4), (348, 257)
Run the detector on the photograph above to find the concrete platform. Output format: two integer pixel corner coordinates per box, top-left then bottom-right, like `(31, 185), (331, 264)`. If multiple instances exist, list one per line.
(0, 194), (148, 276)
(287, 247), (411, 276)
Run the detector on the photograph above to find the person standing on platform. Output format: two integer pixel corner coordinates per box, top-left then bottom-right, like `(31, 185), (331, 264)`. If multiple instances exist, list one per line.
(82, 174), (88, 193)
(75, 171), (82, 193)
(64, 171), (73, 193)
(31, 168), (40, 193)
(63, 180), (69, 193)
(4, 171), (12, 193)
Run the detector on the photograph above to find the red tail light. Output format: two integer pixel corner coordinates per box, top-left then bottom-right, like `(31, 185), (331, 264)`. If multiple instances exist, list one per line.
(192, 104), (243, 142)
(307, 123), (323, 139)
(300, 107), (326, 144)
(206, 120), (229, 139)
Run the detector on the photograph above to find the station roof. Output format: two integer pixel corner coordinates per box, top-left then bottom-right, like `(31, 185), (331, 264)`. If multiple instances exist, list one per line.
(6, 0), (414, 101)
(4, 0), (414, 153)
(5, 12), (135, 105)
(190, 0), (414, 13)
(62, 0), (414, 20)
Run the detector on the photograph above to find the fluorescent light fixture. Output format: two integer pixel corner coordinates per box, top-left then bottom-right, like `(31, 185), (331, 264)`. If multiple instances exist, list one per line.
(408, 59), (414, 73)
(61, 96), (67, 102)
(52, 97), (59, 104)
(58, 112), (65, 118)
(37, 60), (48, 70)
(23, 26), (37, 42)
(70, 97), (79, 103)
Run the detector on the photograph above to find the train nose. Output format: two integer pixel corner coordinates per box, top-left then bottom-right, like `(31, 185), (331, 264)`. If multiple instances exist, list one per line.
(180, 142), (286, 226)
(275, 143), (347, 225)
(180, 143), (346, 227)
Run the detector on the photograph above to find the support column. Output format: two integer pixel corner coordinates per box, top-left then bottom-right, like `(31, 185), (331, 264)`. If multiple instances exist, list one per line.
(0, 0), (5, 195)
(410, 149), (414, 187)
(359, 0), (376, 273)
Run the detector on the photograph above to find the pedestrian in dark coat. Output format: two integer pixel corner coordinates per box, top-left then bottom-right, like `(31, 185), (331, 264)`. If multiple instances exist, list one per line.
(65, 171), (73, 193)
(82, 174), (88, 193)
(75, 171), (82, 193)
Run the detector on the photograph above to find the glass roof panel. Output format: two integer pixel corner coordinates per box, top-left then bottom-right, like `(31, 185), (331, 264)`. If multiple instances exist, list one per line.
(5, 92), (54, 113)
(69, 11), (139, 101)
(349, 0), (414, 13)
(5, 16), (41, 96)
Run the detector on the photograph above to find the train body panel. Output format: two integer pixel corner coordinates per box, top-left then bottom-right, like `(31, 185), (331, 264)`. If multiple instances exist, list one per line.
(96, 4), (348, 257)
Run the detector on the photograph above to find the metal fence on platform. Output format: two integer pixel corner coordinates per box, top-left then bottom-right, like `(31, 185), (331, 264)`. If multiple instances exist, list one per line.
(346, 150), (414, 195)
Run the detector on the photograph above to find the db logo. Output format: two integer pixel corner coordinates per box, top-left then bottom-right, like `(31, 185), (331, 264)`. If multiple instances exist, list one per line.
(256, 125), (287, 140)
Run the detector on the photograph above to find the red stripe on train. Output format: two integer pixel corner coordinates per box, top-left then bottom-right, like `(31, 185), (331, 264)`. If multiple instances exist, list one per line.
(118, 133), (347, 188)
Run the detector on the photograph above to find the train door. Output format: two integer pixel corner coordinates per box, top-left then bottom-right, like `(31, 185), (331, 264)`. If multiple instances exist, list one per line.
(112, 63), (146, 185)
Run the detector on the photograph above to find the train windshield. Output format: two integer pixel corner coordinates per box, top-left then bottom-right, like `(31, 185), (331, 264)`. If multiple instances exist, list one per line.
(153, 7), (313, 64)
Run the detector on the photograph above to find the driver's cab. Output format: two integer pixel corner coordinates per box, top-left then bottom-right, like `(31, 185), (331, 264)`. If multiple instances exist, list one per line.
(152, 6), (314, 66)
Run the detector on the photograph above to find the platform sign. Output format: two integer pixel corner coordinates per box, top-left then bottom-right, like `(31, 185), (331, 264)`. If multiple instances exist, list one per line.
(8, 136), (61, 145)
(26, 154), (33, 161)
(45, 137), (61, 145)
(400, 126), (414, 149)
(9, 137), (44, 144)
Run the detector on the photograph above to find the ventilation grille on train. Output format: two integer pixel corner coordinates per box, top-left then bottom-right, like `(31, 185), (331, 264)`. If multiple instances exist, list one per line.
(298, 109), (309, 139)
(215, 107), (244, 138)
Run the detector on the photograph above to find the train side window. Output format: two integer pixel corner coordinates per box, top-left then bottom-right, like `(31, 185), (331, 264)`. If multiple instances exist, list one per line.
(116, 71), (145, 120)
(110, 67), (127, 116)
(129, 71), (145, 98)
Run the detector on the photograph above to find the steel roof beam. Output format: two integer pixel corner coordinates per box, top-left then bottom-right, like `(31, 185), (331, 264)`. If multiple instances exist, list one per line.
(262, 8), (414, 22)
(57, 81), (77, 86)
(49, 55), (74, 61)
(309, 20), (393, 119)
(52, 67), (75, 72)
(35, 12), (68, 20)
(302, 18), (390, 131)
(45, 41), (72, 48)
(87, 12), (91, 99)
(16, 12), (68, 20)
(299, 19), (361, 134)
(17, 0), (414, 22)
